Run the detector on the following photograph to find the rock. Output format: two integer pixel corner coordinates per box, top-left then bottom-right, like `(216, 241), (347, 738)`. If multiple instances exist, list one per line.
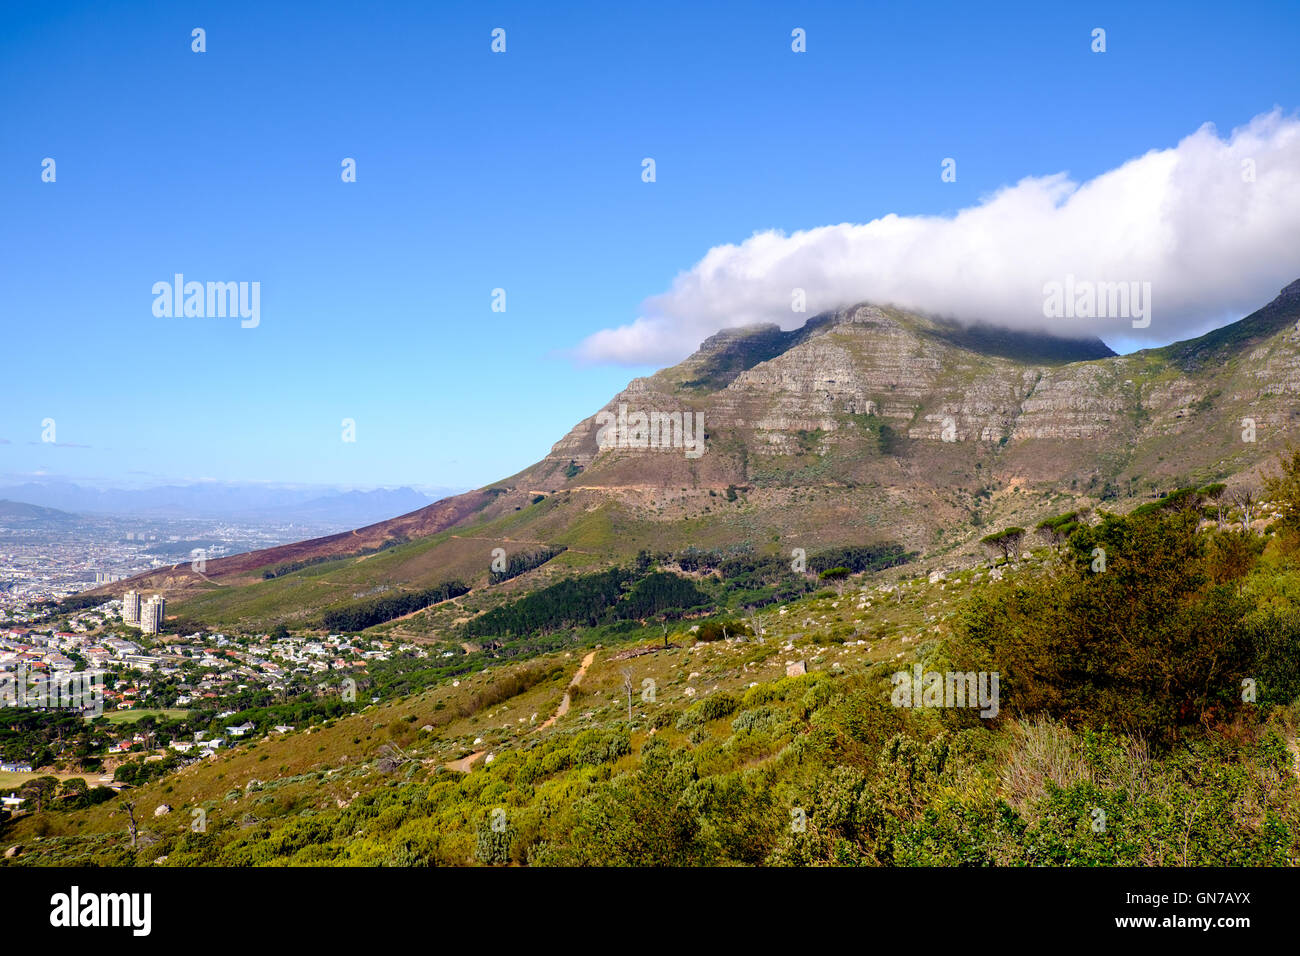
(4, 845), (20, 859)
(154, 804), (171, 817)
(684, 687), (697, 697)
(786, 661), (807, 677)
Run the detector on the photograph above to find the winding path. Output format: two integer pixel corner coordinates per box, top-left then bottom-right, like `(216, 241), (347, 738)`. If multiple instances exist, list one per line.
(537, 651), (596, 731)
(443, 650), (597, 772)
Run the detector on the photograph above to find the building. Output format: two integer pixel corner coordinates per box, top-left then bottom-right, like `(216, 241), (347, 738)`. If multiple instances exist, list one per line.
(122, 590), (141, 625)
(140, 595), (165, 635)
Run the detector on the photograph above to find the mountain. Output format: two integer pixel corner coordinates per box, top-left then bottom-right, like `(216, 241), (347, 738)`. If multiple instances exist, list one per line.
(0, 499), (80, 526)
(258, 488), (443, 527)
(0, 482), (450, 527)
(91, 280), (1300, 628)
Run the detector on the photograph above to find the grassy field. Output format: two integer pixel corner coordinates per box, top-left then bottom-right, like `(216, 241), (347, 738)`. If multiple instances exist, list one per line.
(0, 770), (115, 790)
(100, 709), (192, 725)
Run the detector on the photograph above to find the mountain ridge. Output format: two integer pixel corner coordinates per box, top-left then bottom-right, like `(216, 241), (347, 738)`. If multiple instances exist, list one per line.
(0, 482), (451, 526)
(89, 279), (1300, 626)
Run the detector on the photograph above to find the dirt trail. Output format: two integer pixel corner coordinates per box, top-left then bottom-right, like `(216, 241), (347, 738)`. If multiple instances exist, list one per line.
(538, 651), (597, 731)
(445, 750), (487, 773)
(443, 650), (597, 773)
(378, 587), (477, 626)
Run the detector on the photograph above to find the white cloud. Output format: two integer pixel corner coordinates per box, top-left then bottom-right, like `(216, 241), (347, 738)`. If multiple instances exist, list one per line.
(576, 109), (1300, 365)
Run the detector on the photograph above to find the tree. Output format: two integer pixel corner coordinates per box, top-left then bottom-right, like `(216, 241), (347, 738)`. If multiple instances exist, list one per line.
(818, 566), (850, 595)
(18, 776), (59, 813)
(621, 669), (634, 721)
(980, 527), (1026, 565)
(1162, 486), (1206, 515)
(695, 620), (751, 642)
(57, 777), (89, 808)
(1231, 484), (1259, 531)
(1036, 512), (1080, 546)
(1199, 483), (1228, 530)
(122, 801), (139, 848)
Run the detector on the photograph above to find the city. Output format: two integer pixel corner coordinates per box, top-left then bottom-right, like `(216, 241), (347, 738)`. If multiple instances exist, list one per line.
(0, 590), (411, 810)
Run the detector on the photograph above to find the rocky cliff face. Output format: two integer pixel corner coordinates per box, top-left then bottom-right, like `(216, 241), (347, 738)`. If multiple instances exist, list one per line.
(535, 284), (1300, 492)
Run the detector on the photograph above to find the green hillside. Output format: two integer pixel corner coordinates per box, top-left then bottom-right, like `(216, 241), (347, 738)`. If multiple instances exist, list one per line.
(8, 482), (1300, 866)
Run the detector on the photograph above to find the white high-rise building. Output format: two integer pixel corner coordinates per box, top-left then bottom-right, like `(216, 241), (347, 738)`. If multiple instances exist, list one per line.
(122, 590), (141, 625)
(140, 595), (165, 634)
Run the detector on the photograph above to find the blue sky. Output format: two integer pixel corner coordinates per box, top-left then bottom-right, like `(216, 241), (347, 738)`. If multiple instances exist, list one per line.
(2, 0), (1298, 492)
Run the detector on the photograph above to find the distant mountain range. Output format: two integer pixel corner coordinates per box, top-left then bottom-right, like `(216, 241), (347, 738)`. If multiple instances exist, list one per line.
(0, 482), (463, 527)
(0, 499), (80, 526)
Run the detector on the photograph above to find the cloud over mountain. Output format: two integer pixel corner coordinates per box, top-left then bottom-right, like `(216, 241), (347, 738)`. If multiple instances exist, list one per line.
(577, 109), (1300, 365)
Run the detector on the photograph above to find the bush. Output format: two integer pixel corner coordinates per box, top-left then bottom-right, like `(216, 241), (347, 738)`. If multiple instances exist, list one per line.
(677, 692), (739, 730)
(695, 620), (752, 642)
(957, 509), (1255, 743)
(572, 728), (631, 767)
(731, 706), (786, 736)
(1247, 609), (1300, 705)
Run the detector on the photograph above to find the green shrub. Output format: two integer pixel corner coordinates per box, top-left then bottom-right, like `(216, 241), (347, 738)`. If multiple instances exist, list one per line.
(676, 692), (739, 730)
(730, 706), (789, 737)
(695, 620), (752, 642)
(572, 729), (631, 767)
